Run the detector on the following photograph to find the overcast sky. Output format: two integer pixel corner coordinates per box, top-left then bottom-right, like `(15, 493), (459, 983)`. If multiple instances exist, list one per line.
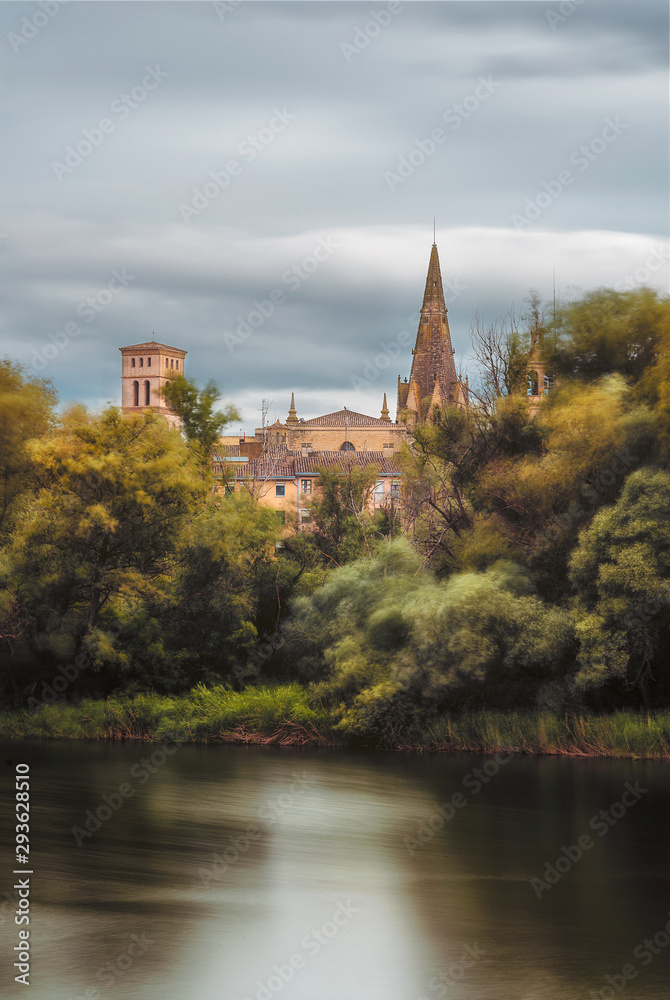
(1, 0), (668, 431)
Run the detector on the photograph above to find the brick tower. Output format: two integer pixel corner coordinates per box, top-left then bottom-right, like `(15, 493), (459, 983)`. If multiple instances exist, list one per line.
(120, 339), (186, 430)
(397, 242), (467, 429)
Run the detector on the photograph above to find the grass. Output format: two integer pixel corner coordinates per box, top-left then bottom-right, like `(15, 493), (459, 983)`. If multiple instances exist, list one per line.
(0, 689), (669, 757)
(413, 709), (670, 758)
(0, 684), (341, 746)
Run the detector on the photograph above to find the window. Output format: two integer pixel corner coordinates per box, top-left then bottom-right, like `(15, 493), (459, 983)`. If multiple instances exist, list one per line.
(171, 359), (174, 369)
(140, 357), (144, 367)
(544, 374), (553, 395)
(527, 373), (539, 396)
(374, 480), (385, 502)
(165, 358), (169, 368)
(133, 380), (139, 406)
(391, 479), (401, 500)
(175, 360), (179, 370)
(147, 357), (151, 367)
(224, 484), (235, 497)
(131, 357), (135, 368)
(301, 479), (312, 494)
(300, 510), (311, 524)
(340, 441), (355, 452)
(144, 380), (150, 406)
(275, 484), (285, 497)
(301, 442), (312, 449)
(275, 510), (286, 526)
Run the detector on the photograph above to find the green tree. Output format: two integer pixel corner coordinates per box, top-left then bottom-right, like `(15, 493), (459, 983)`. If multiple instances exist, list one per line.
(308, 462), (381, 565)
(160, 375), (239, 469)
(0, 406), (208, 683)
(0, 359), (57, 540)
(545, 287), (669, 384)
(570, 467), (670, 706)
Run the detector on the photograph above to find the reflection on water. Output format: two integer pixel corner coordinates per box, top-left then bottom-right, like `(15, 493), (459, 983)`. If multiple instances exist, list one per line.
(0, 742), (668, 999)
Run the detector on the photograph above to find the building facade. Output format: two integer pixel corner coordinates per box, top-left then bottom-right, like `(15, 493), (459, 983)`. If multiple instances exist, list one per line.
(119, 340), (186, 430)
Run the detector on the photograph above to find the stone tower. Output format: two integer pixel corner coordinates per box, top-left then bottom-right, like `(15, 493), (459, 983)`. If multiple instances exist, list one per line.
(119, 339), (186, 430)
(397, 242), (467, 429)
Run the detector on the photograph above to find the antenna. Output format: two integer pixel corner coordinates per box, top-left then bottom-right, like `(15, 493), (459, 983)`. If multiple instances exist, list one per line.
(552, 267), (556, 323)
(261, 398), (271, 445)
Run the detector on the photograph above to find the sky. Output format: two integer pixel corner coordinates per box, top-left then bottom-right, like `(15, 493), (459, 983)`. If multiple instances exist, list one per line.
(1, 0), (668, 433)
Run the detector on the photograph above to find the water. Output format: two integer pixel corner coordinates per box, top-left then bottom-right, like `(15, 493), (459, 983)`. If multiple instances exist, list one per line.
(1, 741), (669, 999)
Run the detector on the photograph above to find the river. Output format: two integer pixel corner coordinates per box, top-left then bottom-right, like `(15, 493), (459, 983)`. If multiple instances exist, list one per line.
(1, 741), (668, 999)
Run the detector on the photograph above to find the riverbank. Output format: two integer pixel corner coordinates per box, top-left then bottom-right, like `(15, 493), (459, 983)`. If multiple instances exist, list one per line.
(1, 686), (670, 757)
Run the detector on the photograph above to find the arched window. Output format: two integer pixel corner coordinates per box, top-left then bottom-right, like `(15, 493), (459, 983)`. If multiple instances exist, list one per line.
(175, 359), (179, 370)
(144, 380), (150, 406)
(140, 357), (144, 367)
(131, 357), (135, 368)
(171, 358), (174, 369)
(527, 373), (539, 396)
(165, 358), (168, 368)
(147, 357), (151, 367)
(340, 441), (356, 452)
(133, 380), (139, 406)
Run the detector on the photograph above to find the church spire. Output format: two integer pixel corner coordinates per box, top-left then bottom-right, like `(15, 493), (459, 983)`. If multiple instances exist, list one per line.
(396, 241), (459, 426)
(286, 392), (299, 427)
(421, 241), (447, 316)
(380, 392), (390, 421)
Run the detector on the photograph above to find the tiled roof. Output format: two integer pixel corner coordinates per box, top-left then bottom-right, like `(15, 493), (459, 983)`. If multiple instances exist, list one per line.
(294, 451), (402, 474)
(236, 450), (402, 479)
(299, 408), (392, 428)
(120, 341), (187, 355)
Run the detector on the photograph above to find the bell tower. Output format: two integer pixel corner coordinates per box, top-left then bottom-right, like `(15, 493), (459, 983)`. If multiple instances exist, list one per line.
(119, 339), (187, 430)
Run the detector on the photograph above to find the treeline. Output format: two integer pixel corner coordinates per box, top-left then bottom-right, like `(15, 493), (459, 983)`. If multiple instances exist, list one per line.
(1, 286), (670, 744)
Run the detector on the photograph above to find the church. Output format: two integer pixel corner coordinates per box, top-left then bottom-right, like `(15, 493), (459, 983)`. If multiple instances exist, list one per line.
(118, 241), (543, 532)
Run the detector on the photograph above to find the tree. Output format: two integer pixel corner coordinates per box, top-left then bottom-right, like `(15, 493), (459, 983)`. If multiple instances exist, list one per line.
(570, 467), (670, 706)
(0, 406), (208, 682)
(160, 375), (239, 469)
(468, 307), (530, 411)
(545, 287), (669, 384)
(0, 358), (57, 540)
(308, 462), (381, 565)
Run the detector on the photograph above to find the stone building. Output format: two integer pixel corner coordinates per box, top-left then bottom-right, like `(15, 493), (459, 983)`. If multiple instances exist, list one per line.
(119, 340), (186, 430)
(256, 394), (405, 456)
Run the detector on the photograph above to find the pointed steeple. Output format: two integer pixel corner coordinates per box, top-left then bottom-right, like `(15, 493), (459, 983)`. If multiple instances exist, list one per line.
(421, 242), (447, 316)
(380, 392), (390, 421)
(286, 392), (299, 427)
(397, 241), (459, 424)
